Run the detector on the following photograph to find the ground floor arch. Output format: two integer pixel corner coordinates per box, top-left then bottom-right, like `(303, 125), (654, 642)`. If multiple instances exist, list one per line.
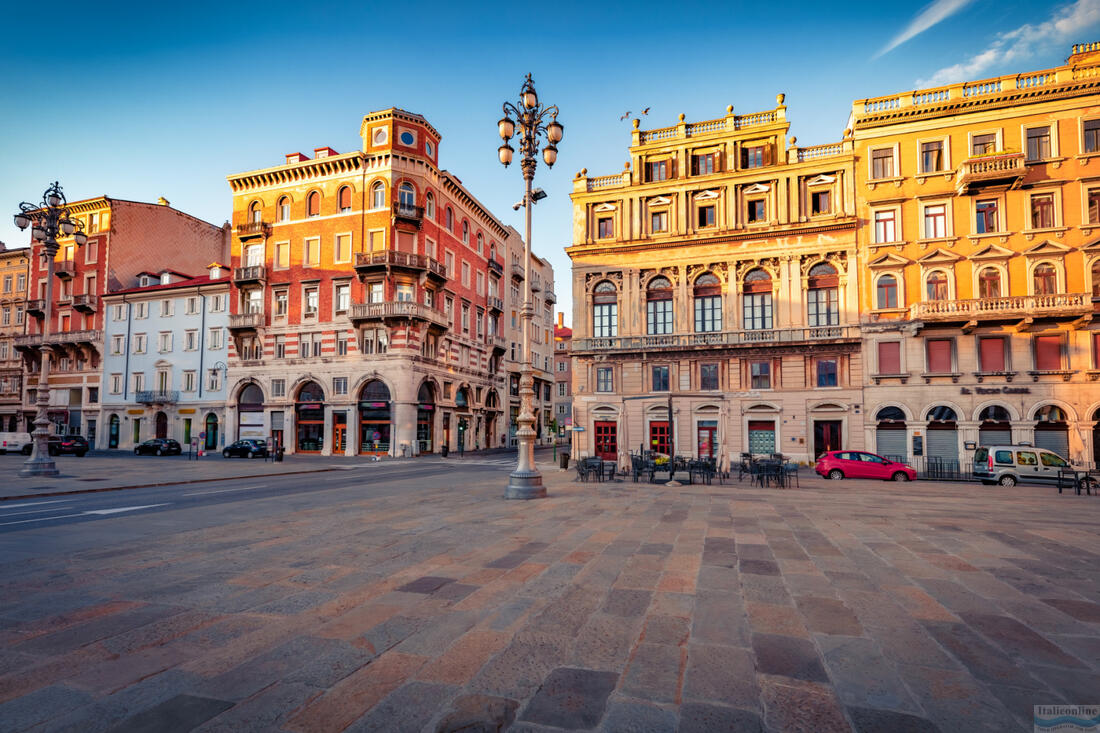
(359, 379), (391, 455)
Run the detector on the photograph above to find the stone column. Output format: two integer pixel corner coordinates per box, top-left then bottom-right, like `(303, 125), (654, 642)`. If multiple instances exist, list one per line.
(345, 407), (357, 456)
(321, 404), (333, 456)
(225, 404), (238, 445)
(393, 400), (417, 458)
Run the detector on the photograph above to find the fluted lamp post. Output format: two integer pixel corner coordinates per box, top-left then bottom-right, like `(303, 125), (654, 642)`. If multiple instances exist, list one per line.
(13, 182), (86, 477)
(498, 74), (563, 500)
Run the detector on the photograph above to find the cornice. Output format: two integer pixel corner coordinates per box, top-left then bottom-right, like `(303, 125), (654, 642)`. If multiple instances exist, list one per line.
(566, 219), (858, 257)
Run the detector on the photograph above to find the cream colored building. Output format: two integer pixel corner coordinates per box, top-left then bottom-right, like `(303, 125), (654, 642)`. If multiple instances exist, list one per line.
(0, 245), (30, 431)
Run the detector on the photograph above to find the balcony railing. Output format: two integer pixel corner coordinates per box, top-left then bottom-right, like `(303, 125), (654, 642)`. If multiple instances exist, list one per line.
(233, 265), (266, 284)
(572, 326), (858, 353)
(353, 251), (447, 280)
(14, 334), (42, 349)
(72, 294), (98, 313)
(490, 334), (508, 352)
(910, 293), (1090, 321)
(487, 296), (504, 313)
(237, 221), (271, 239)
(229, 312), (264, 330)
(487, 259), (504, 277)
(54, 260), (75, 279)
(135, 390), (179, 405)
(16, 329), (103, 348)
(348, 301), (450, 329)
(955, 152), (1026, 195)
(392, 202), (424, 226)
(544, 289), (556, 304)
(26, 299), (45, 317)
(511, 262), (525, 280)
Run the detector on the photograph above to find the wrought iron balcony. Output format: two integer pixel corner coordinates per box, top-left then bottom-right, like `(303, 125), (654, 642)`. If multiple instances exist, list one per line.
(571, 326), (859, 354)
(488, 296), (504, 313)
(54, 260), (75, 279)
(910, 293), (1090, 323)
(135, 390), (179, 404)
(353, 251), (447, 282)
(229, 312), (264, 331)
(392, 202), (424, 227)
(26, 299), (45, 318)
(233, 265), (266, 284)
(955, 152), (1026, 195)
(487, 259), (504, 277)
(237, 221), (271, 239)
(72, 294), (98, 313)
(348, 301), (450, 330)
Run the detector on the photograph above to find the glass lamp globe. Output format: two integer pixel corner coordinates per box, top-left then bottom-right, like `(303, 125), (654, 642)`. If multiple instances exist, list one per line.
(498, 117), (515, 140)
(498, 144), (514, 166)
(547, 119), (564, 143)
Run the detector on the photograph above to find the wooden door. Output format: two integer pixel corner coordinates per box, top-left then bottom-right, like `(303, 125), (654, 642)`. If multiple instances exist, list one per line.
(594, 421), (617, 461)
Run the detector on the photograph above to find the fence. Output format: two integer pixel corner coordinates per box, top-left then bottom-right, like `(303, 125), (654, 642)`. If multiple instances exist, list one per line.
(883, 455), (975, 482)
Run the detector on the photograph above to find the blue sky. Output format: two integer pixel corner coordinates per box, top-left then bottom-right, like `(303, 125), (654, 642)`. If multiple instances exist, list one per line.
(3, 0), (1098, 324)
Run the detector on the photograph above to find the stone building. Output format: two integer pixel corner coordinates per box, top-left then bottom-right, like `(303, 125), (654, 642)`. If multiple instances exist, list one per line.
(0, 245), (29, 431)
(568, 100), (863, 467)
(553, 314), (572, 441)
(853, 43), (1100, 467)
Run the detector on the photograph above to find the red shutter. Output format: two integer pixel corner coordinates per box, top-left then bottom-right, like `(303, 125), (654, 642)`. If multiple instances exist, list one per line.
(979, 337), (1005, 372)
(878, 341), (901, 374)
(927, 339), (952, 373)
(1036, 336), (1062, 371)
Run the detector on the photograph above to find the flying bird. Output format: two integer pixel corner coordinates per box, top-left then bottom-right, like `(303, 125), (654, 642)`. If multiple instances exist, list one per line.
(619, 111), (631, 121)
(641, 107), (650, 115)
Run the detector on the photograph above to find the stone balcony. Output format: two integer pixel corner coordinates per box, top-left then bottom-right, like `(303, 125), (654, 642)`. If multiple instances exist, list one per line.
(26, 299), (45, 318)
(910, 293), (1090, 328)
(228, 312), (264, 331)
(72, 294), (98, 313)
(14, 329), (102, 350)
(488, 296), (504, 314)
(511, 263), (524, 281)
(571, 325), (858, 354)
(236, 221), (271, 240)
(233, 265), (266, 285)
(487, 259), (504, 278)
(354, 251), (447, 284)
(392, 202), (424, 228)
(349, 301), (450, 330)
(54, 260), (75, 279)
(955, 152), (1026, 195)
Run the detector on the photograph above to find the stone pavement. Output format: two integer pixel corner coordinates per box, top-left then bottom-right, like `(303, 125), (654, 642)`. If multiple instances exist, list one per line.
(0, 470), (1097, 732)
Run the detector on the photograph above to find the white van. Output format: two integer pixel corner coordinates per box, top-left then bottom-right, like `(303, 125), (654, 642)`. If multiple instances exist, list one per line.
(0, 432), (33, 455)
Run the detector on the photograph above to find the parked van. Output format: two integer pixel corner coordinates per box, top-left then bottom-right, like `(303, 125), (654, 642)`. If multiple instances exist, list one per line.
(0, 432), (33, 455)
(973, 445), (1080, 487)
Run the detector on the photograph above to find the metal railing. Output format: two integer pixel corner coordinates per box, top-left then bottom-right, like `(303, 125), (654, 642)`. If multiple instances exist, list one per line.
(233, 265), (266, 282)
(488, 296), (504, 312)
(237, 221), (270, 238)
(353, 250), (447, 279)
(487, 259), (504, 276)
(72, 294), (98, 311)
(511, 263), (525, 279)
(229, 312), (264, 329)
(572, 325), (858, 352)
(135, 390), (179, 404)
(392, 202), (424, 221)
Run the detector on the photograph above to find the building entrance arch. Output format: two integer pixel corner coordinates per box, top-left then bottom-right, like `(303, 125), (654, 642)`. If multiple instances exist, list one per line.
(205, 413), (219, 450)
(359, 380), (391, 455)
(155, 411), (168, 440)
(1033, 404), (1070, 458)
(416, 382), (436, 454)
(295, 381), (325, 453)
(108, 414), (120, 449)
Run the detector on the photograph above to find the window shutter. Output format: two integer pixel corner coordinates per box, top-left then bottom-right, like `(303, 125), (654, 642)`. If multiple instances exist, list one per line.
(1036, 336), (1062, 370)
(979, 337), (1005, 372)
(763, 144), (773, 166)
(878, 342), (901, 374)
(927, 339), (952, 373)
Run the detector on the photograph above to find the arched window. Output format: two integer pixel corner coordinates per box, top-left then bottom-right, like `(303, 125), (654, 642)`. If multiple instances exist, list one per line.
(1035, 404), (1067, 422)
(876, 406), (906, 423)
(297, 381), (324, 402)
(1033, 263), (1058, 295)
(239, 383), (264, 405)
(476, 232), (484, 255)
(462, 221), (470, 245)
(360, 379), (391, 402)
(425, 192), (435, 219)
(306, 192), (320, 218)
(693, 273), (722, 333)
(876, 274), (898, 309)
(927, 405), (958, 422)
(277, 196), (290, 223)
(979, 405), (1011, 422)
(742, 268), (773, 330)
(592, 281), (617, 338)
(807, 263), (839, 327)
(978, 267), (1001, 299)
(926, 271), (948, 301)
(248, 201), (262, 223)
(446, 207), (454, 232)
(646, 276), (673, 335)
(371, 182), (385, 210)
(338, 186), (352, 213)
(398, 182), (414, 208)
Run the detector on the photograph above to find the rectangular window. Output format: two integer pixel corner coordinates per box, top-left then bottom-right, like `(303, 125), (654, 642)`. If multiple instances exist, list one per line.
(750, 361), (771, 389)
(593, 303), (617, 338)
(132, 372), (145, 392)
(207, 369), (221, 392)
(558, 382), (567, 396)
(476, 272), (485, 296)
(871, 148), (894, 179)
(1035, 335), (1062, 371)
(972, 133), (997, 155)
(1030, 194), (1055, 229)
(700, 363), (719, 390)
(741, 145), (766, 169)
(651, 210), (668, 233)
(691, 152), (716, 175)
(923, 204), (947, 238)
(304, 238), (320, 266)
(810, 190), (831, 215)
(275, 335), (285, 359)
(133, 333), (146, 354)
(183, 371), (196, 392)
(210, 294), (226, 313)
(272, 378), (285, 397)
(694, 295), (721, 332)
(979, 336), (1006, 372)
(332, 233), (351, 264)
(807, 287), (838, 327)
(920, 141), (944, 172)
(113, 304), (125, 321)
(646, 160), (669, 181)
(874, 210), (896, 243)
(746, 199), (766, 223)
(337, 333), (348, 355)
(334, 283), (349, 314)
(304, 286), (318, 316)
(926, 338), (953, 373)
(1085, 120), (1100, 153)
(878, 341), (901, 374)
(646, 299), (673, 335)
(816, 358), (838, 387)
(111, 334), (124, 354)
(742, 293), (772, 330)
(461, 261), (470, 287)
(160, 299), (172, 317)
(208, 327), (223, 349)
(333, 377), (348, 395)
(697, 205), (716, 228)
(184, 330), (198, 351)
(1089, 189), (1100, 225)
(652, 365), (670, 391)
(274, 290), (288, 317)
(976, 200), (999, 234)
(1, 276), (9, 293)
(369, 282), (384, 303)
(1026, 126), (1052, 161)
(597, 217), (613, 238)
(185, 296), (199, 314)
(110, 373), (122, 394)
(299, 333), (311, 358)
(274, 242), (290, 269)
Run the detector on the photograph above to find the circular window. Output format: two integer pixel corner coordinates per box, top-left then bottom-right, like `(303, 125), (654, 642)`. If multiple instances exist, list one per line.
(400, 131), (415, 145)
(425, 141), (434, 156)
(372, 128), (388, 145)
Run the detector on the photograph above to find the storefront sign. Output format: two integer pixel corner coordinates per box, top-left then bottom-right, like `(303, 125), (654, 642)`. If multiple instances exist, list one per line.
(178, 408), (196, 414)
(359, 401), (388, 409)
(297, 403), (322, 410)
(960, 386), (1030, 395)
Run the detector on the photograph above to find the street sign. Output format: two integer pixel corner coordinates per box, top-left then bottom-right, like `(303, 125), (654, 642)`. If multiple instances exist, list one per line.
(199, 431), (206, 439)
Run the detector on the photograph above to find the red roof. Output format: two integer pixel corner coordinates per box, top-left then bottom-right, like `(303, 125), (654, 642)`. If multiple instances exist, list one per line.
(108, 274), (225, 295)
(554, 325), (572, 339)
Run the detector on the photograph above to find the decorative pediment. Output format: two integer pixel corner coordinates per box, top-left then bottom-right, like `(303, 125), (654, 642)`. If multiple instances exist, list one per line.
(743, 183), (770, 195)
(806, 174), (835, 186)
(649, 196), (672, 206)
(594, 202), (617, 212)
(1082, 237), (1100, 252)
(970, 243), (1015, 261)
(1024, 239), (1069, 257)
(917, 247), (961, 264)
(693, 190), (720, 201)
(154, 359), (172, 368)
(868, 252), (910, 268)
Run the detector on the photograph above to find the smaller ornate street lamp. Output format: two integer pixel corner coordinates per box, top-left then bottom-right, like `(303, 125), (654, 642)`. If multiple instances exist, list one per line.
(13, 182), (86, 477)
(498, 74), (563, 500)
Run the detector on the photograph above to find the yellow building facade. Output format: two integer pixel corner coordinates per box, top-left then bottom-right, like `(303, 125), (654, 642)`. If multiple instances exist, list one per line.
(853, 44), (1100, 467)
(568, 99), (863, 467)
(0, 245), (30, 431)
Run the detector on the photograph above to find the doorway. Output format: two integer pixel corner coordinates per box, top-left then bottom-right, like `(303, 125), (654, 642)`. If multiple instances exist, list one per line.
(594, 421), (617, 461)
(108, 414), (119, 449)
(205, 413), (219, 450)
(813, 420), (842, 459)
(333, 412), (347, 454)
(649, 421), (670, 455)
(132, 418), (141, 445)
(697, 421), (717, 459)
(155, 412), (168, 439)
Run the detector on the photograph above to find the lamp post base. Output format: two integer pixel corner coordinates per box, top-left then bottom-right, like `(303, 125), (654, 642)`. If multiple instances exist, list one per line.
(19, 457), (59, 478)
(505, 468), (546, 500)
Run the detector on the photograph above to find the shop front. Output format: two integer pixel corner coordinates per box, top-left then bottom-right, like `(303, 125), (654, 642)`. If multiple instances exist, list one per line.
(358, 380), (390, 455)
(295, 381), (325, 454)
(236, 383), (264, 446)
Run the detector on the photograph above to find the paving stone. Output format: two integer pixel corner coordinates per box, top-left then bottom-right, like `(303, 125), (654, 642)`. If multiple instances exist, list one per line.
(16, 604), (183, 655)
(602, 589), (652, 618)
(795, 595), (864, 637)
(848, 705), (942, 732)
(0, 684), (93, 731)
(346, 680), (456, 732)
(678, 701), (763, 733)
(395, 576), (456, 594)
(621, 642), (682, 703)
(432, 693), (518, 733)
(1040, 597), (1100, 623)
(739, 574), (791, 605)
(921, 621), (1046, 689)
(895, 664), (1026, 733)
(105, 694), (233, 733)
(872, 622), (961, 669)
(751, 633), (828, 683)
(959, 612), (1086, 669)
(739, 559), (780, 576)
(192, 681), (321, 732)
(682, 643), (758, 708)
(641, 614), (689, 646)
(519, 667), (618, 729)
(816, 634), (917, 712)
(570, 613), (642, 673)
(691, 592), (750, 647)
(598, 697), (677, 732)
(360, 615), (426, 655)
(251, 589), (336, 615)
(469, 632), (570, 700)
(759, 677), (850, 733)
(433, 583), (479, 603)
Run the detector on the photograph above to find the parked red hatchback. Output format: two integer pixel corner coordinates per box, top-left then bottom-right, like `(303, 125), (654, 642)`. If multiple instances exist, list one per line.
(815, 450), (916, 482)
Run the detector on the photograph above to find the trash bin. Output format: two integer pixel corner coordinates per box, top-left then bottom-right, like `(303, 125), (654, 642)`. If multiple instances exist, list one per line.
(275, 447), (284, 462)
(559, 452), (569, 469)
(441, 444), (449, 458)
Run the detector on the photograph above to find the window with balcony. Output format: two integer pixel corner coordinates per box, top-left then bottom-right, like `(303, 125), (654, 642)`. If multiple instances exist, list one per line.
(307, 191), (320, 217)
(873, 210), (897, 243)
(742, 268), (773, 330)
(398, 183), (414, 209)
(593, 281), (617, 338)
(926, 338), (954, 373)
(277, 196), (290, 222)
(245, 289), (262, 314)
(691, 152), (716, 175)
(1030, 194), (1055, 228)
(807, 263), (839, 327)
(652, 365), (670, 391)
(700, 363), (719, 390)
(871, 148), (894, 179)
(971, 133), (997, 155)
(1026, 126), (1052, 161)
(371, 182), (385, 210)
(694, 273), (722, 333)
(878, 341), (901, 374)
(920, 141), (944, 173)
(926, 271), (949, 301)
(749, 361), (771, 389)
(597, 217), (613, 238)
(697, 205), (716, 228)
(646, 159), (669, 182)
(922, 204), (947, 239)
(646, 276), (673, 335)
(741, 145), (767, 169)
(1034, 334), (1064, 370)
(248, 201), (262, 223)
(978, 267), (1002, 299)
(396, 284), (414, 302)
(976, 200), (999, 234)
(979, 336), (1007, 372)
(816, 358), (838, 387)
(876, 274), (898, 309)
(1033, 263), (1058, 295)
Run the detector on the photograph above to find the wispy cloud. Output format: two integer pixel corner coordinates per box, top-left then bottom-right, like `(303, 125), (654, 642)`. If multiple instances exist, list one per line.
(875, 0), (976, 58)
(915, 0), (1100, 86)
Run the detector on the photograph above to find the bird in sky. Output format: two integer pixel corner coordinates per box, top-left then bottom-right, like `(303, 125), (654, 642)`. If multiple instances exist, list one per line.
(619, 111), (631, 120)
(641, 107), (650, 115)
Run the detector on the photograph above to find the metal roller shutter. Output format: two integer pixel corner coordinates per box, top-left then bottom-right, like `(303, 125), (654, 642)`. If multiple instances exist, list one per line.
(876, 428), (907, 460)
(926, 428), (959, 464)
(1034, 429), (1069, 460)
(978, 428), (1011, 447)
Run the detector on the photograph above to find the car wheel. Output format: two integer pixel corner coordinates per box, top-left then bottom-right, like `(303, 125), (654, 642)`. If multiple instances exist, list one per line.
(999, 474), (1017, 487)
(156, 448), (164, 456)
(248, 451), (258, 459)
(828, 469), (844, 480)
(134, 448), (141, 455)
(222, 449), (231, 458)
(891, 471), (909, 482)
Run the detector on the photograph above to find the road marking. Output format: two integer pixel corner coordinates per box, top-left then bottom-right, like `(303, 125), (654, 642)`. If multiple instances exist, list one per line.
(0, 513), (87, 526)
(182, 486), (263, 497)
(84, 504), (170, 515)
(0, 500), (69, 510)
(2, 507), (75, 517)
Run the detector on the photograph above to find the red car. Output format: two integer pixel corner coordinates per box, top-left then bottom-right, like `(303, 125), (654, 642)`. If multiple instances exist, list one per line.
(815, 450), (915, 482)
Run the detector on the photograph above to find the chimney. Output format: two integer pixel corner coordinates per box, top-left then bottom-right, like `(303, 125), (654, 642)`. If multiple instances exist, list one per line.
(557, 312), (564, 328)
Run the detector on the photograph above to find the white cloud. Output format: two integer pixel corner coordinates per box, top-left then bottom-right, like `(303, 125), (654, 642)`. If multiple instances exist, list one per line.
(876, 0), (976, 58)
(916, 0), (1100, 87)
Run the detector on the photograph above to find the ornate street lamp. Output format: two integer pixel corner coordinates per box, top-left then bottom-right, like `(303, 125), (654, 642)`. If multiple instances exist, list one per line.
(13, 182), (86, 477)
(498, 74), (563, 500)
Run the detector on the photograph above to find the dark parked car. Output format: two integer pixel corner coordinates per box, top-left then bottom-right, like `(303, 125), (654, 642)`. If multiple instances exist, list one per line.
(134, 438), (182, 456)
(222, 439), (268, 459)
(47, 435), (89, 457)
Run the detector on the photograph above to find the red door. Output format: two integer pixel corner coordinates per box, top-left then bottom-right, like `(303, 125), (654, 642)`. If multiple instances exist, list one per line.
(650, 421), (670, 455)
(594, 421), (617, 461)
(697, 425), (716, 459)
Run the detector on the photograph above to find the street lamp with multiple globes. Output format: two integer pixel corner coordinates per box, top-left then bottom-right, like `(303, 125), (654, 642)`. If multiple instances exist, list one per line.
(497, 73), (563, 500)
(13, 182), (86, 477)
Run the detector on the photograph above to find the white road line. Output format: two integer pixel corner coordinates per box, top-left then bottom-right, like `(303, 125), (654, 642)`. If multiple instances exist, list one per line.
(182, 486), (263, 497)
(0, 513), (87, 526)
(2, 507), (75, 518)
(0, 500), (70, 510)
(0, 503), (171, 526)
